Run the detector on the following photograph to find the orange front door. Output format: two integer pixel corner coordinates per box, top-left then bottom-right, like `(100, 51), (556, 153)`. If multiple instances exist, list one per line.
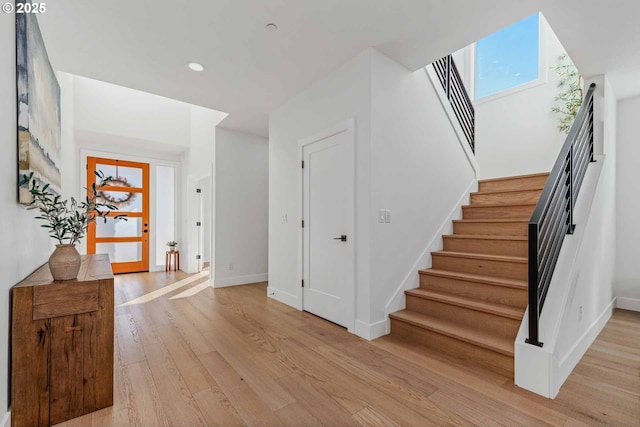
(87, 157), (150, 274)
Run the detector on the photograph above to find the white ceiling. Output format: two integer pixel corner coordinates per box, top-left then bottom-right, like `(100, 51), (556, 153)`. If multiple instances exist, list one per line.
(38, 0), (640, 137)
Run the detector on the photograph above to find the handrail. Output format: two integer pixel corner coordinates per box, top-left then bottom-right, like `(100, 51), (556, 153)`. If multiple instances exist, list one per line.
(432, 55), (475, 153)
(526, 82), (596, 347)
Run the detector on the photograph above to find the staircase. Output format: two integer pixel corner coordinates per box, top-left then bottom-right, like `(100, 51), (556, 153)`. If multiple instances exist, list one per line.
(389, 172), (549, 377)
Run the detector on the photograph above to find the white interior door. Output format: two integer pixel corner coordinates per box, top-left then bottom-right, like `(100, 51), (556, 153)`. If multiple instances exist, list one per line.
(302, 123), (354, 328)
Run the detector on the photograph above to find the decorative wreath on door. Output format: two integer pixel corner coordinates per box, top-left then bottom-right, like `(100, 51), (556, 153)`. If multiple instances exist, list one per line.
(96, 176), (137, 209)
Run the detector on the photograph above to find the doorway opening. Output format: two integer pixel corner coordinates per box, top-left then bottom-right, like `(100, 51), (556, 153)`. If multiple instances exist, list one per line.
(196, 176), (212, 273)
(87, 156), (150, 274)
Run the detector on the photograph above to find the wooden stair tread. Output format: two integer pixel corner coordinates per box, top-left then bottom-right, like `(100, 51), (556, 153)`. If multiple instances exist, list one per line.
(462, 203), (536, 209)
(405, 289), (524, 319)
(470, 187), (543, 196)
(443, 234), (527, 241)
(432, 251), (527, 264)
(419, 268), (527, 290)
(389, 310), (514, 356)
(478, 172), (550, 183)
(453, 219), (529, 223)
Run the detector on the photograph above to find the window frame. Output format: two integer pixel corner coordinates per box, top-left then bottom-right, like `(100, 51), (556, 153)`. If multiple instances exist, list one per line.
(473, 13), (547, 105)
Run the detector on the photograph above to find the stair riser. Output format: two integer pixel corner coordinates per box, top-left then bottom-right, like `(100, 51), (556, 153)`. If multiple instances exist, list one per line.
(462, 204), (535, 220)
(419, 274), (528, 309)
(453, 222), (528, 236)
(479, 175), (548, 192)
(471, 189), (542, 206)
(405, 295), (521, 340)
(432, 254), (527, 280)
(443, 237), (527, 257)
(390, 318), (513, 376)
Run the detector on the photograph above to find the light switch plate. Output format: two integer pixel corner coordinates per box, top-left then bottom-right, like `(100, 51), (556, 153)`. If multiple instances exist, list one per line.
(378, 209), (386, 223)
(385, 209), (392, 223)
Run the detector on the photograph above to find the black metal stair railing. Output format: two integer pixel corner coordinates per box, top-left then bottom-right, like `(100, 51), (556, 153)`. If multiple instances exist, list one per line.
(433, 55), (475, 153)
(526, 82), (596, 347)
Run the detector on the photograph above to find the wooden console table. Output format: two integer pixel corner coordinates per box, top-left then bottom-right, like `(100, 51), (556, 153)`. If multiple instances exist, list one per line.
(11, 254), (114, 427)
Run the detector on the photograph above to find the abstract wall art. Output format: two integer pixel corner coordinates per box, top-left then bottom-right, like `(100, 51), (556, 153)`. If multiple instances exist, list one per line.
(17, 0), (61, 204)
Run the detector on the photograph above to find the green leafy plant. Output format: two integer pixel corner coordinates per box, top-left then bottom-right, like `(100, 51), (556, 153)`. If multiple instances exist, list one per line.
(551, 54), (583, 134)
(166, 241), (178, 248)
(19, 171), (126, 245)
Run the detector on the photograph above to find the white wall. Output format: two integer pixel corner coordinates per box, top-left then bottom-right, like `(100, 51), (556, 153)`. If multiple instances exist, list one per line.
(515, 76), (617, 398)
(214, 128), (268, 287)
(0, 15), (56, 423)
(615, 94), (640, 309)
(73, 76), (192, 149)
(369, 50), (476, 328)
(473, 16), (573, 179)
(269, 48), (477, 339)
(269, 49), (373, 322)
(58, 75), (229, 272)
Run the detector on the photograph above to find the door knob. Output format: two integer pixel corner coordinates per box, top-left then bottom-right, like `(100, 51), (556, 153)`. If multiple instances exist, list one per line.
(333, 235), (347, 242)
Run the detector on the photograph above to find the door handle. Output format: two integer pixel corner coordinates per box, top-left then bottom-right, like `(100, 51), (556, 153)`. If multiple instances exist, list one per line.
(333, 235), (347, 242)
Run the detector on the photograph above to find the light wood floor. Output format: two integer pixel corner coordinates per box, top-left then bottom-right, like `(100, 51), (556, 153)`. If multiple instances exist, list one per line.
(55, 271), (640, 427)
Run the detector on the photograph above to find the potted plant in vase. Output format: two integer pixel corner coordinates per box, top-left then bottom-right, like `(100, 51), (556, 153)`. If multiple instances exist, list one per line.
(167, 241), (178, 252)
(20, 171), (126, 281)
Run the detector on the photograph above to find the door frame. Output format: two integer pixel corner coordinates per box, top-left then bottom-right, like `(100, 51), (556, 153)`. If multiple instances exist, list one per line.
(298, 118), (356, 332)
(79, 148), (181, 271)
(87, 156), (150, 274)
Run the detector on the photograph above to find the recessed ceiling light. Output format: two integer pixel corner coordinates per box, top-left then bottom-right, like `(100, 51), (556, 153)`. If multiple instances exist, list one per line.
(265, 23), (278, 32)
(187, 62), (205, 72)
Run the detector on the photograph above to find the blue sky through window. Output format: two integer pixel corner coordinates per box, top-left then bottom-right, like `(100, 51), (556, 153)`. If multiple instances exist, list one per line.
(475, 14), (540, 99)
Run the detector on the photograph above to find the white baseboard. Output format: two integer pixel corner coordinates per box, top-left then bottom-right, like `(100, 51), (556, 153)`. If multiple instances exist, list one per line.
(1, 410), (10, 427)
(555, 298), (615, 397)
(616, 296), (640, 312)
(354, 319), (387, 341)
(213, 273), (268, 288)
(267, 286), (302, 310)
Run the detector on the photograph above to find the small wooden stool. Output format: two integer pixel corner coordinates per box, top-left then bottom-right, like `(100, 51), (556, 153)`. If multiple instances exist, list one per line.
(165, 250), (180, 271)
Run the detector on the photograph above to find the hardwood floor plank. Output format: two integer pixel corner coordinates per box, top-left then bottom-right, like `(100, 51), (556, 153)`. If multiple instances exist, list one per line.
(276, 373), (360, 427)
(154, 323), (216, 394)
(274, 339), (463, 426)
(372, 338), (570, 426)
(192, 386), (247, 427)
(52, 272), (640, 427)
(353, 406), (403, 427)
(125, 361), (170, 427)
(154, 299), (218, 356)
(113, 361), (169, 427)
(115, 314), (146, 366)
(193, 318), (296, 410)
(143, 342), (207, 427)
(275, 402), (325, 427)
(198, 350), (284, 427)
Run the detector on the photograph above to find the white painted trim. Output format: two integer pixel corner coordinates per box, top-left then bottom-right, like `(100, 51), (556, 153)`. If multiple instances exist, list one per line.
(473, 78), (547, 105)
(383, 179), (477, 334)
(616, 296), (640, 312)
(298, 118), (356, 332)
(354, 319), (387, 341)
(213, 273), (268, 288)
(425, 66), (480, 178)
(554, 297), (615, 396)
(267, 285), (302, 310)
(1, 410), (10, 427)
